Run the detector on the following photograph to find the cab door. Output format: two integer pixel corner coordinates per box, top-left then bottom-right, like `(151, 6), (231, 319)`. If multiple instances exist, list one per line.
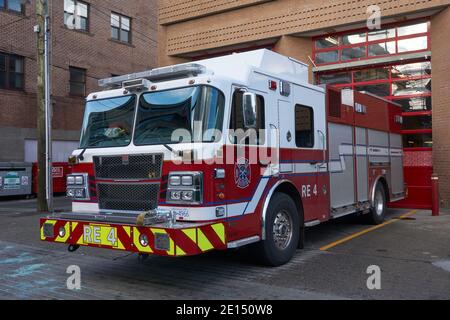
(278, 100), (295, 173)
(224, 88), (268, 238)
(292, 86), (330, 222)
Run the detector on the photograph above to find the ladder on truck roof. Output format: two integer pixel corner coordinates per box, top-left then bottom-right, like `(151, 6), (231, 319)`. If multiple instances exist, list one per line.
(98, 64), (210, 89)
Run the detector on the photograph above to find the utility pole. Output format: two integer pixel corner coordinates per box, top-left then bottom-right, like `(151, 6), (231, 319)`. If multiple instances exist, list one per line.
(36, 0), (53, 212)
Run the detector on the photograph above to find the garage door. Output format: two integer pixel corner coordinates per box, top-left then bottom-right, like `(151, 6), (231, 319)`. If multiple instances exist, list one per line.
(24, 140), (79, 163)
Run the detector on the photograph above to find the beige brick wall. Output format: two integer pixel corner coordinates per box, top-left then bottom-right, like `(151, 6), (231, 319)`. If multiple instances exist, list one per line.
(431, 7), (450, 208)
(159, 0), (273, 25)
(273, 35), (313, 83)
(160, 0), (450, 57)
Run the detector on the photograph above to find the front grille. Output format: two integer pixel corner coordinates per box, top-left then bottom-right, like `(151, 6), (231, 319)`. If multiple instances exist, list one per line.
(94, 154), (163, 180)
(97, 183), (160, 212)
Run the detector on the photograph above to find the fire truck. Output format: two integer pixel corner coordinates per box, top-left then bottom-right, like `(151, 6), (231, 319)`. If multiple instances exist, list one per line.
(40, 50), (405, 266)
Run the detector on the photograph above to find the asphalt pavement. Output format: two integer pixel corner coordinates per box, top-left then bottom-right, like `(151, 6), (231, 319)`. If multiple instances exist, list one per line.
(0, 196), (449, 300)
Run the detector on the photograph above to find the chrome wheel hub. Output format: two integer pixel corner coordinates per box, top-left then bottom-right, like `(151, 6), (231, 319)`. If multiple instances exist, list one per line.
(374, 190), (384, 216)
(273, 210), (293, 250)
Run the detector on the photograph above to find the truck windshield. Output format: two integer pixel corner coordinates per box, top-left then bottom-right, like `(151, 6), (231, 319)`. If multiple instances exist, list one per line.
(134, 86), (225, 146)
(80, 95), (136, 148)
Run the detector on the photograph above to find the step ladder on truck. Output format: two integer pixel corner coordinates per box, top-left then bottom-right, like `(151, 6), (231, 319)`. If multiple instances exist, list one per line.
(40, 49), (405, 266)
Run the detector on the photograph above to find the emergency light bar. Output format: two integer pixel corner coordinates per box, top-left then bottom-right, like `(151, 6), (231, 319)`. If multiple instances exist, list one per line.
(98, 63), (210, 89)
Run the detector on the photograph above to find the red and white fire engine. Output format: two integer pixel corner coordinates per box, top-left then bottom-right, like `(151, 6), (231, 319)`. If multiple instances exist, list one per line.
(40, 50), (405, 266)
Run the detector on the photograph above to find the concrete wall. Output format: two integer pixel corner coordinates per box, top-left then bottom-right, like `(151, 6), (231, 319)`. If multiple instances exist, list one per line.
(0, 127), (79, 162)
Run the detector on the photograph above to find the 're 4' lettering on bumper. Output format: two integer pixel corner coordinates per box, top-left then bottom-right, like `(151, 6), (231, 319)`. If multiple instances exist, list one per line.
(40, 216), (227, 257)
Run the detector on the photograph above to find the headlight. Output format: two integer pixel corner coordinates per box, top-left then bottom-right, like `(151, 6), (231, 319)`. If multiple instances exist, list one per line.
(59, 227), (66, 237)
(181, 176), (193, 186)
(75, 176), (84, 185)
(167, 172), (203, 204)
(139, 234), (149, 247)
(169, 175), (181, 186)
(66, 173), (89, 200)
(182, 191), (194, 201)
(67, 189), (75, 197)
(75, 189), (85, 198)
(67, 176), (75, 185)
(170, 191), (182, 201)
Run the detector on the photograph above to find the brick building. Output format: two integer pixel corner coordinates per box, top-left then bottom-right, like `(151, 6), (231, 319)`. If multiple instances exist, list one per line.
(158, 0), (450, 208)
(0, 0), (157, 163)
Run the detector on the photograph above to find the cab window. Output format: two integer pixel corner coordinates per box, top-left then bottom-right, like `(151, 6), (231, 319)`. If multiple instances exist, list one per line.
(229, 90), (265, 145)
(295, 104), (314, 148)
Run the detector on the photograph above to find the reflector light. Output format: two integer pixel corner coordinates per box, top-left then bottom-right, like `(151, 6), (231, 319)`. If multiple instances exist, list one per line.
(269, 80), (277, 91)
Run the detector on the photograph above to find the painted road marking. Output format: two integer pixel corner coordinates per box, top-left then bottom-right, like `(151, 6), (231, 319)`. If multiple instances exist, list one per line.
(320, 210), (418, 251)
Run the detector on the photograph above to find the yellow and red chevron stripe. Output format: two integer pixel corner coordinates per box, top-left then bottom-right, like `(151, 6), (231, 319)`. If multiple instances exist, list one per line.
(40, 218), (227, 257)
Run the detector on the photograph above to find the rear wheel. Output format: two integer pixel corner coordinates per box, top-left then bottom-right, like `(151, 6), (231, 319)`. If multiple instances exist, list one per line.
(255, 193), (300, 267)
(367, 183), (387, 225)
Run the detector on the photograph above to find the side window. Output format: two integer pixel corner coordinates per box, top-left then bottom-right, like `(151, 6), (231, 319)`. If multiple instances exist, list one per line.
(229, 90), (265, 145)
(295, 105), (314, 148)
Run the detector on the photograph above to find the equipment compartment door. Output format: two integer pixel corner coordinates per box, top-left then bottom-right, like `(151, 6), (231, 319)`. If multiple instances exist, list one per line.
(329, 123), (356, 209)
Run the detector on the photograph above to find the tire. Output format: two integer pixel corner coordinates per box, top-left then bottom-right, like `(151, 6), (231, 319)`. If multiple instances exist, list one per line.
(254, 193), (300, 267)
(367, 183), (387, 225)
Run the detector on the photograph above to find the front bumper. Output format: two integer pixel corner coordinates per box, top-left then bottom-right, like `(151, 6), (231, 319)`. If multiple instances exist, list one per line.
(40, 211), (227, 257)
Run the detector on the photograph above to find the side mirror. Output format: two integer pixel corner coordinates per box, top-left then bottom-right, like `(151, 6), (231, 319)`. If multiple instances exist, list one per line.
(242, 92), (257, 129)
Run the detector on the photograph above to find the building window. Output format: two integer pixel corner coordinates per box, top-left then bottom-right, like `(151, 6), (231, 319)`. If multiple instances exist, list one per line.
(69, 67), (86, 96)
(315, 51), (338, 64)
(313, 21), (430, 66)
(111, 13), (131, 43)
(0, 52), (24, 90)
(316, 59), (432, 149)
(0, 0), (25, 14)
(295, 105), (314, 148)
(64, 0), (89, 32)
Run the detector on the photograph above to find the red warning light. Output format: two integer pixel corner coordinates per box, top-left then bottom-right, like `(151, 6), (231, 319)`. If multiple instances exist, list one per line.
(269, 80), (277, 91)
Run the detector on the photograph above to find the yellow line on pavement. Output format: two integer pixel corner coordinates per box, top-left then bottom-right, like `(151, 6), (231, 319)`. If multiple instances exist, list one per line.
(320, 210), (418, 251)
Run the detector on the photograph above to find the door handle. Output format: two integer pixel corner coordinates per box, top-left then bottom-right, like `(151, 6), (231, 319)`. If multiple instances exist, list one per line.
(318, 130), (326, 167)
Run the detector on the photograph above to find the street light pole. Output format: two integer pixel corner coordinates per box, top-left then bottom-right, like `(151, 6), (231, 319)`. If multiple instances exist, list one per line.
(44, 11), (53, 212)
(36, 0), (53, 213)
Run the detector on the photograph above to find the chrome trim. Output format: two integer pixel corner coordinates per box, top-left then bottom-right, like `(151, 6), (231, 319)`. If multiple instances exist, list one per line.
(305, 220), (321, 227)
(93, 153), (164, 181)
(371, 176), (386, 207)
(167, 171), (203, 205)
(52, 208), (173, 226)
(318, 129), (326, 167)
(261, 180), (297, 241)
(66, 173), (90, 201)
(227, 236), (260, 249)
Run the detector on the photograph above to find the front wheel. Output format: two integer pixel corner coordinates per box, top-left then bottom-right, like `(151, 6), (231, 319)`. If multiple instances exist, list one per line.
(367, 183), (387, 225)
(254, 193), (300, 267)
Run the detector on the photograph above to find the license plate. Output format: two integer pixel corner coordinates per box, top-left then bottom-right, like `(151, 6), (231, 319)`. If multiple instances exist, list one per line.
(83, 225), (118, 247)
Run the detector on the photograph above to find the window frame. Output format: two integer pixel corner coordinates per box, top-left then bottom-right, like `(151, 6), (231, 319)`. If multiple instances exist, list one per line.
(0, 52), (25, 91)
(111, 12), (132, 44)
(64, 0), (90, 32)
(0, 0), (25, 14)
(295, 104), (315, 149)
(316, 60), (431, 101)
(229, 90), (266, 146)
(316, 60), (432, 150)
(313, 20), (430, 66)
(69, 66), (87, 97)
